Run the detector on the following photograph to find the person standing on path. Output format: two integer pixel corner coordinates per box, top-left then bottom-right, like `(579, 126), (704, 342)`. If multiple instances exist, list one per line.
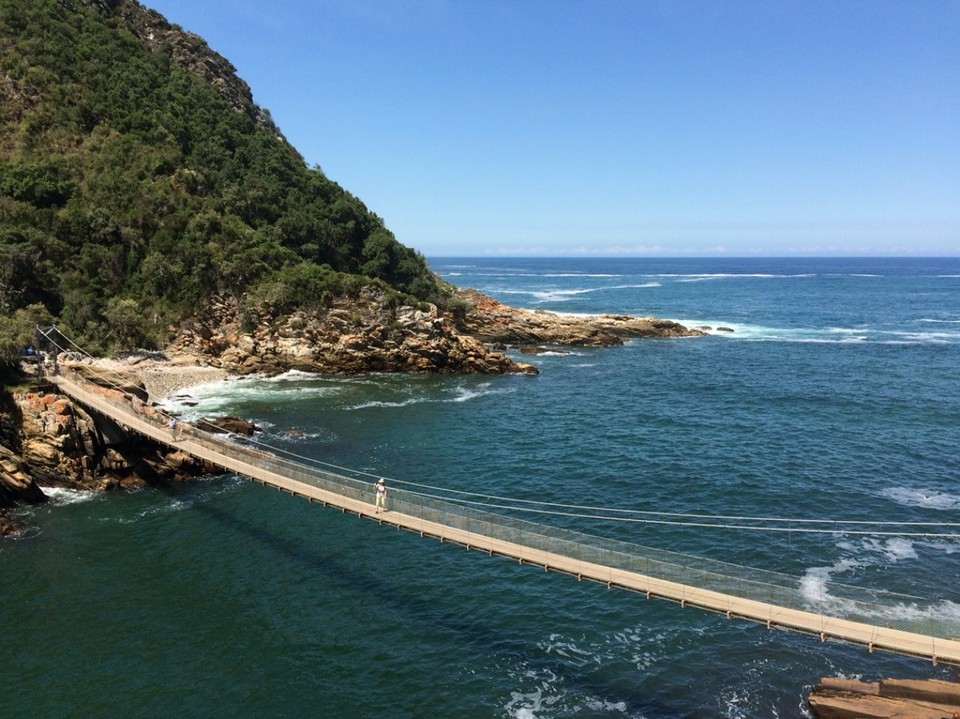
(375, 477), (388, 513)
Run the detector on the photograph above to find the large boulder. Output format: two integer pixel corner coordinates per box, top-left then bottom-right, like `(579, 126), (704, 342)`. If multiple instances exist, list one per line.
(196, 415), (261, 436)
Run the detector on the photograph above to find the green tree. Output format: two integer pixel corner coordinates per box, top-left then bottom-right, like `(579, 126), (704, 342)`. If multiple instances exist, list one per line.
(0, 0), (442, 355)
(0, 303), (54, 367)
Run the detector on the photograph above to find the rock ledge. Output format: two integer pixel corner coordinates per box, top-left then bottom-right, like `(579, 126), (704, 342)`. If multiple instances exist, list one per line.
(808, 676), (960, 719)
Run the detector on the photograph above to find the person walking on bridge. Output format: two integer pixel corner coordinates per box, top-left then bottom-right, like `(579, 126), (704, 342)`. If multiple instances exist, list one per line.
(374, 477), (388, 513)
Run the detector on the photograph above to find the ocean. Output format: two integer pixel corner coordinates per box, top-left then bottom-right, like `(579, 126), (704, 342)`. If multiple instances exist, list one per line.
(3, 257), (959, 718)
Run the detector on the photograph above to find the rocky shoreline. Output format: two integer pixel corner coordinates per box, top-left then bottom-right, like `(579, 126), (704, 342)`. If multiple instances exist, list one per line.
(451, 287), (704, 347)
(3, 290), (957, 709)
(161, 287), (704, 378)
(1, 287), (704, 533)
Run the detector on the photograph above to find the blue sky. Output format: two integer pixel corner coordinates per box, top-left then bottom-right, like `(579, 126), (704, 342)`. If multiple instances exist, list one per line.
(145, 0), (959, 257)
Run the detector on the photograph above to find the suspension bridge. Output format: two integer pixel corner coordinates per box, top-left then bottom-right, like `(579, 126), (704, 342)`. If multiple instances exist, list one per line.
(33, 330), (960, 667)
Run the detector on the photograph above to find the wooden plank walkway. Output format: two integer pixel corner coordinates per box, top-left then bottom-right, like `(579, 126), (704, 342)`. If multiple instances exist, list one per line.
(49, 372), (960, 666)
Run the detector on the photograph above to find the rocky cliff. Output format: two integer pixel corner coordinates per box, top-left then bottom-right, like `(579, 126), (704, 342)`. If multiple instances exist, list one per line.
(0, 375), (212, 534)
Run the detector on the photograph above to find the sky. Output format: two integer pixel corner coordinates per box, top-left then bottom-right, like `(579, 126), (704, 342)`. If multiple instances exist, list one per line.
(144, 0), (960, 257)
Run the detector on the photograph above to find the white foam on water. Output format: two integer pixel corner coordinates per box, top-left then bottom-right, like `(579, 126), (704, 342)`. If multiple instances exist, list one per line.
(881, 486), (960, 510)
(115, 497), (192, 524)
(678, 319), (959, 345)
(497, 283), (662, 305)
(719, 687), (755, 719)
(540, 273), (622, 278)
(880, 598), (960, 623)
(530, 288), (595, 302)
(346, 397), (424, 410)
(918, 538), (959, 556)
(801, 535), (960, 625)
(672, 321), (795, 340)
(271, 428), (330, 442)
(499, 625), (670, 718)
(39, 486), (99, 505)
(450, 383), (505, 403)
(666, 273), (814, 283)
(110, 475), (242, 524)
(346, 382), (513, 411)
(541, 634), (596, 666)
(857, 536), (919, 563)
(677, 275), (724, 283)
(884, 330), (959, 344)
(504, 680), (555, 719)
(584, 698), (629, 714)
(159, 371), (346, 417)
(503, 675), (629, 719)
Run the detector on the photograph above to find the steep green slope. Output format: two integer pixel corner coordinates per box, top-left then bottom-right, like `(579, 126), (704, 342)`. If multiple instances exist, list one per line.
(0, 0), (444, 362)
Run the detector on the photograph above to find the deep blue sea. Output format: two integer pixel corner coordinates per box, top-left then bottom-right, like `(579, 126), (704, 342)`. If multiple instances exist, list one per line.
(3, 257), (959, 718)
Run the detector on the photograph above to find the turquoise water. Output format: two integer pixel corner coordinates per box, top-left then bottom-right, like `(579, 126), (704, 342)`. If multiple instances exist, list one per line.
(3, 257), (960, 718)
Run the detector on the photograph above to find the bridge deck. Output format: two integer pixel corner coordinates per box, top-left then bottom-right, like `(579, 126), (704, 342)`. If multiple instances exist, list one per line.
(49, 371), (960, 666)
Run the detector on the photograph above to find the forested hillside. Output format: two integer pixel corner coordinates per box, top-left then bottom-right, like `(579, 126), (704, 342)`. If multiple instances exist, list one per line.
(0, 0), (443, 365)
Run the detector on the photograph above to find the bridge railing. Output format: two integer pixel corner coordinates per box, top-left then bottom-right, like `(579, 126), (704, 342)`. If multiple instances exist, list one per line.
(57, 370), (955, 641)
(180, 415), (943, 638)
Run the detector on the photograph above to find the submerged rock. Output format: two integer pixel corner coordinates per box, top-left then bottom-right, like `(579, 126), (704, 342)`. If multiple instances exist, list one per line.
(0, 510), (24, 536)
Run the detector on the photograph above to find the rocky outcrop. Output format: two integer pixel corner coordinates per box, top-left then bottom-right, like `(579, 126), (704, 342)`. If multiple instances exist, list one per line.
(170, 289), (539, 376)
(0, 384), (213, 505)
(808, 677), (960, 719)
(197, 416), (260, 436)
(452, 288), (705, 347)
(0, 444), (47, 505)
(167, 285), (703, 378)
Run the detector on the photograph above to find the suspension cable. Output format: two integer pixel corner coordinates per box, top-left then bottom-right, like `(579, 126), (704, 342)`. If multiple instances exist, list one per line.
(398, 488), (960, 538)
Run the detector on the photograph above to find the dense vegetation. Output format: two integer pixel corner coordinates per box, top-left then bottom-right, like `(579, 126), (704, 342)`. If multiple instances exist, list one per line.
(0, 0), (445, 366)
